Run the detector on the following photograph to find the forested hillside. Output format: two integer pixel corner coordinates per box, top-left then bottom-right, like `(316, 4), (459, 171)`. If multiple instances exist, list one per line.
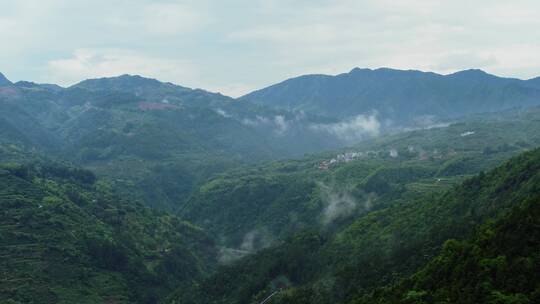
(0, 73), (353, 211)
(356, 196), (540, 304)
(242, 68), (540, 125)
(5, 0), (540, 302)
(2, 71), (540, 304)
(3, 70), (540, 212)
(0, 162), (216, 303)
(180, 108), (540, 250)
(170, 147), (540, 304)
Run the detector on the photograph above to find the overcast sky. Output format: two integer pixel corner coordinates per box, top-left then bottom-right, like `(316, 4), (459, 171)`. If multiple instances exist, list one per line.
(1, 0), (539, 96)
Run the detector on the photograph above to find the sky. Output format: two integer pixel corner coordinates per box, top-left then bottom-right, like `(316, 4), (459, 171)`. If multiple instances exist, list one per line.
(1, 0), (540, 97)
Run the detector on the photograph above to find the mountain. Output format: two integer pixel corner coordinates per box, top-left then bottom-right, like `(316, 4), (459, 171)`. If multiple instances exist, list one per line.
(0, 73), (350, 210)
(2, 69), (540, 304)
(72, 74), (229, 106)
(74, 74), (174, 92)
(15, 81), (64, 92)
(3, 69), (540, 213)
(241, 68), (540, 126)
(0, 162), (217, 303)
(0, 72), (12, 86)
(179, 107), (540, 249)
(169, 145), (540, 304)
(527, 76), (540, 89)
(356, 192), (540, 304)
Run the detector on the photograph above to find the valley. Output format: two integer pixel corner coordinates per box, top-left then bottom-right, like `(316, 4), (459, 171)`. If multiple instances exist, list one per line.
(1, 69), (539, 304)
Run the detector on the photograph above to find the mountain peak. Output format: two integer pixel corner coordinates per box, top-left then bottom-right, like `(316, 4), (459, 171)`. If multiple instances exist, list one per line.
(348, 67), (434, 77)
(241, 66), (540, 122)
(69, 74), (234, 104)
(447, 69), (490, 78)
(72, 74), (167, 91)
(116, 74), (159, 82)
(349, 67), (404, 74)
(0, 72), (13, 86)
(15, 81), (64, 92)
(349, 67), (372, 74)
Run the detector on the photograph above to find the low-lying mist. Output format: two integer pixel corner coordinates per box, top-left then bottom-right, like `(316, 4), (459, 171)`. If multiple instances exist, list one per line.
(317, 182), (376, 225)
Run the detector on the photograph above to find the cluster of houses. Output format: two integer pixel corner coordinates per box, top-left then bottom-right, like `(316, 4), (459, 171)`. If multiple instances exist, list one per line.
(317, 146), (459, 170)
(318, 151), (371, 170)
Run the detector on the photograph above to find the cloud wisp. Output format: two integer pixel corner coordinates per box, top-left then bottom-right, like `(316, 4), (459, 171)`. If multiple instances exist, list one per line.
(310, 114), (381, 143)
(318, 182), (376, 225)
(241, 115), (290, 135)
(218, 227), (275, 264)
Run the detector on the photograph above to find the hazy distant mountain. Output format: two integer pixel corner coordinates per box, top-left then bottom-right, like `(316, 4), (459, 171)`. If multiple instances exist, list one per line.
(3, 69), (540, 210)
(241, 68), (540, 125)
(15, 81), (63, 92)
(0, 73), (346, 210)
(74, 74), (171, 91)
(0, 72), (12, 86)
(3, 69), (540, 304)
(527, 76), (540, 88)
(72, 74), (231, 106)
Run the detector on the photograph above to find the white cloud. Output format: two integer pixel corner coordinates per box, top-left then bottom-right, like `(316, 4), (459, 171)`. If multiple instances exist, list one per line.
(240, 228), (274, 252)
(225, 0), (540, 82)
(273, 115), (288, 134)
(310, 114), (381, 143)
(105, 2), (210, 36)
(433, 52), (498, 72)
(241, 115), (290, 135)
(2, 0), (540, 93)
(318, 182), (357, 225)
(45, 48), (199, 87)
(241, 115), (270, 126)
(318, 182), (376, 225)
(480, 4), (540, 26)
(215, 108), (232, 118)
(143, 3), (208, 35)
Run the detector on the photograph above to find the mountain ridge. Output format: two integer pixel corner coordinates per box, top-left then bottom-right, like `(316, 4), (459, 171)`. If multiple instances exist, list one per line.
(240, 67), (540, 124)
(72, 74), (183, 91)
(2, 67), (540, 303)
(0, 72), (12, 86)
